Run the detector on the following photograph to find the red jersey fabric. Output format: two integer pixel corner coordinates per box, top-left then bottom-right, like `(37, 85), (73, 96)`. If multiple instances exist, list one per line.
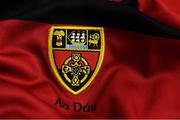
(1, 0), (180, 119)
(139, 0), (180, 29)
(0, 20), (180, 118)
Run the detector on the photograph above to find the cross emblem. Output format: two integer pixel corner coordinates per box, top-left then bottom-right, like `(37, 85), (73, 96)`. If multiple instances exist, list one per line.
(62, 53), (90, 86)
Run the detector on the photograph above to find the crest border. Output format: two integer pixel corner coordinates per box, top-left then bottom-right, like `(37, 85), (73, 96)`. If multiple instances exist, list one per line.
(48, 26), (105, 95)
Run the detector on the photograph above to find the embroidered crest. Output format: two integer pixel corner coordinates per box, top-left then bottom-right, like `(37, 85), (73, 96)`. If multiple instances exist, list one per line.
(48, 26), (105, 95)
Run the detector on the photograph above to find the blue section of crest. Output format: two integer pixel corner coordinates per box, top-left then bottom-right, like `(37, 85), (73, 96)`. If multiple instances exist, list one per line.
(67, 45), (88, 50)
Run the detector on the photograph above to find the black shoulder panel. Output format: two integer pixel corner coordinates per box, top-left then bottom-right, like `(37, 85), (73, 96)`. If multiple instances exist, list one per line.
(0, 0), (180, 39)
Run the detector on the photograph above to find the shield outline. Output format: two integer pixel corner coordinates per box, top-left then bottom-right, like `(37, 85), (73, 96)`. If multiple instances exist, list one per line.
(48, 26), (105, 95)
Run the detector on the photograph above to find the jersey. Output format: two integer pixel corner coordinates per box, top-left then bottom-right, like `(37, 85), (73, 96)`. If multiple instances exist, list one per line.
(0, 0), (180, 119)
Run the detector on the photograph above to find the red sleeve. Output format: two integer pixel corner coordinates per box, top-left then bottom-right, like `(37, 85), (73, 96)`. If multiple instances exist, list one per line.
(139, 0), (180, 29)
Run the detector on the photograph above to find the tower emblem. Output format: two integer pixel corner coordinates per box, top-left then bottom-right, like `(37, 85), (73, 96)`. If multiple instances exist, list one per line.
(48, 26), (105, 95)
